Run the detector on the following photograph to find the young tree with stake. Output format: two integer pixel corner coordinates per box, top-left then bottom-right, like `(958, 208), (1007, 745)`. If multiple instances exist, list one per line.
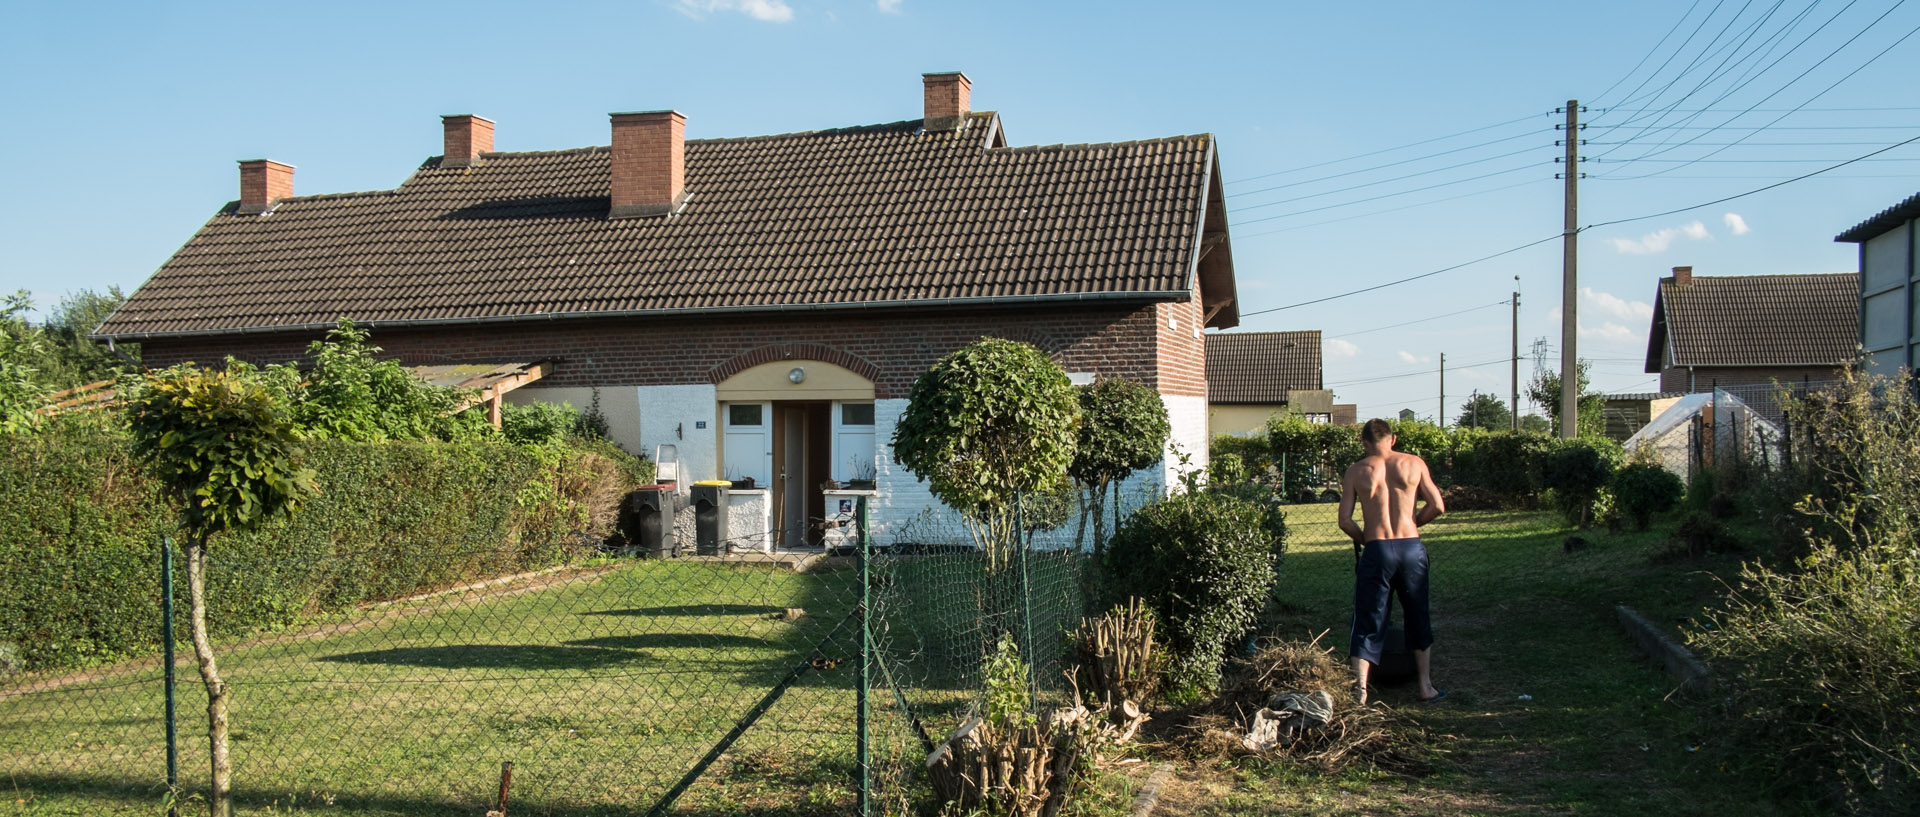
(126, 366), (316, 817)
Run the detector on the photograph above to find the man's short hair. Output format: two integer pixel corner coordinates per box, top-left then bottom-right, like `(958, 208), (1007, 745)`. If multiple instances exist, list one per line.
(1361, 418), (1394, 444)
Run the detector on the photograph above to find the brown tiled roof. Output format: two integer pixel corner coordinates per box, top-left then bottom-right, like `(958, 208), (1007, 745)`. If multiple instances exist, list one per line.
(99, 113), (1234, 339)
(1205, 330), (1322, 403)
(1836, 190), (1920, 243)
(1644, 273), (1859, 371)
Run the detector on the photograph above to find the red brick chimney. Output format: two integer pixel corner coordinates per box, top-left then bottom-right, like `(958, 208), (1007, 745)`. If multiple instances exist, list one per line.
(1672, 265), (1693, 287)
(609, 110), (686, 219)
(237, 159), (294, 215)
(442, 114), (494, 168)
(922, 71), (971, 131)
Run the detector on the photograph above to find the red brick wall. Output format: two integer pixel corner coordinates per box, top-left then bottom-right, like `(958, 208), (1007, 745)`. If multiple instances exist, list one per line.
(443, 115), (494, 161)
(1658, 365), (1844, 394)
(1153, 279), (1207, 398)
(238, 160), (294, 210)
(610, 111), (683, 210)
(141, 303), (1177, 400)
(923, 73), (970, 121)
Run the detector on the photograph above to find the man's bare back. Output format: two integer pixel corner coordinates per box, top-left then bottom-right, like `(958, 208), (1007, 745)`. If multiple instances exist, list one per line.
(1340, 420), (1447, 705)
(1338, 449), (1444, 544)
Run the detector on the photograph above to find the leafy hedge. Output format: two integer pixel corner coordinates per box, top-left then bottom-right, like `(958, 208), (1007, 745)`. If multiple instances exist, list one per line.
(0, 424), (648, 673)
(1102, 491), (1281, 698)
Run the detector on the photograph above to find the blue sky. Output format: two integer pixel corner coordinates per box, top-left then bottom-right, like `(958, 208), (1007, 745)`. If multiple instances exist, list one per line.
(3, 0), (1916, 421)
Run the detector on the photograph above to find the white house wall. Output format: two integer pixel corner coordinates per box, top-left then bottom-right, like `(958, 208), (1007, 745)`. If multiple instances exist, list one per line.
(637, 384), (720, 487)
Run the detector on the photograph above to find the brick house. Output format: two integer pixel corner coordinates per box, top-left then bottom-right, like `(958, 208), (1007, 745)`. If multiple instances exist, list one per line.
(1642, 265), (1857, 423)
(1204, 330), (1333, 435)
(95, 72), (1241, 547)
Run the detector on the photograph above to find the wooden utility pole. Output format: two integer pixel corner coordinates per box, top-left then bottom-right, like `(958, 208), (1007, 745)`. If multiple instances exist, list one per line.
(1559, 100), (1582, 439)
(1438, 352), (1446, 428)
(1511, 281), (1521, 431)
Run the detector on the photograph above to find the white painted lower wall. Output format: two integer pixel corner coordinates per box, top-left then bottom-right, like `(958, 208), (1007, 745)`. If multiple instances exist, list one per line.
(637, 384), (720, 488)
(726, 488), (772, 553)
(1158, 394), (1211, 491)
(504, 386), (644, 454)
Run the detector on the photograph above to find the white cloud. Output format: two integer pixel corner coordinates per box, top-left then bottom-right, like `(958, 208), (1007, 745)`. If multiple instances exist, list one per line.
(1606, 220), (1711, 255)
(1326, 338), (1359, 359)
(1581, 321), (1637, 342)
(1396, 350), (1431, 364)
(1723, 212), (1750, 235)
(673, 0), (794, 22)
(877, 0), (902, 11)
(1581, 287), (1653, 322)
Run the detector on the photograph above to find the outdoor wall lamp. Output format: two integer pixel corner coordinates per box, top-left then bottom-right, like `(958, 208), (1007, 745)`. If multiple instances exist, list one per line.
(788, 367), (806, 384)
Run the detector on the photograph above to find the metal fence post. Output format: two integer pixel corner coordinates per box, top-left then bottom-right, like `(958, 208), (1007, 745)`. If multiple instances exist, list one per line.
(161, 536), (178, 817)
(855, 495), (871, 817)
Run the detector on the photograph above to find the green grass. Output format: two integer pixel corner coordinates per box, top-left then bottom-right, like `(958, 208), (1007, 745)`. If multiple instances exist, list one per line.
(3, 507), (1796, 816)
(1157, 503), (1809, 817)
(0, 559), (928, 816)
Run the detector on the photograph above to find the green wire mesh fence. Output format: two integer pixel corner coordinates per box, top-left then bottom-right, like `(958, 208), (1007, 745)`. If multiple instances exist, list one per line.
(1, 493), (1095, 817)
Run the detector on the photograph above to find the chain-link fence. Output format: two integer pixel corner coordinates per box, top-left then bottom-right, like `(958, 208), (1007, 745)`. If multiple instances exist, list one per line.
(1, 493), (1097, 817)
(1621, 383), (1836, 484)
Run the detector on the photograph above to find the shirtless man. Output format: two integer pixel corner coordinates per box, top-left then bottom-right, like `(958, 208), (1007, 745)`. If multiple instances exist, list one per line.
(1338, 418), (1446, 705)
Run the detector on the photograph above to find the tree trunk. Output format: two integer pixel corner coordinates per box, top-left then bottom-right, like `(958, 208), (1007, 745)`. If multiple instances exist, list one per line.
(1073, 487), (1091, 551)
(184, 536), (232, 817)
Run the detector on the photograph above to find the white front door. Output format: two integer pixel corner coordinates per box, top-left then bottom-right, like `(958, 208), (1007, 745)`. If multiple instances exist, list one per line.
(722, 402), (772, 487)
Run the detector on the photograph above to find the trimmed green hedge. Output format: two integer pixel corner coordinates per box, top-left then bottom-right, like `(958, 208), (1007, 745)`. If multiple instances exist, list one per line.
(0, 425), (647, 673)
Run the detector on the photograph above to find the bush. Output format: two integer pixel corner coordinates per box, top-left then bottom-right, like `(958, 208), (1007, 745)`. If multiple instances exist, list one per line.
(1264, 414), (1360, 502)
(1442, 431), (1555, 507)
(502, 400), (578, 446)
(0, 425), (642, 672)
(1689, 368), (1920, 812)
(1101, 492), (1279, 698)
(1537, 437), (1621, 527)
(1609, 463), (1684, 530)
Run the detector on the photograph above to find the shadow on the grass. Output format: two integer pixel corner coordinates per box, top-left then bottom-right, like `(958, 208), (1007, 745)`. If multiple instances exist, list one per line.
(567, 632), (778, 651)
(584, 604), (788, 617)
(317, 643), (653, 670)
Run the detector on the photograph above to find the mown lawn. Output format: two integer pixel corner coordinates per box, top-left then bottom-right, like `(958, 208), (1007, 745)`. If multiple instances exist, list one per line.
(1144, 503), (1803, 817)
(0, 558), (929, 816)
(4, 508), (1792, 817)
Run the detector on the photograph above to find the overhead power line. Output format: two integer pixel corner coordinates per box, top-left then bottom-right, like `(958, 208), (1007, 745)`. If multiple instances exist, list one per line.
(1237, 131), (1920, 313)
(1585, 131), (1920, 230)
(1227, 131), (1548, 200)
(1326, 301), (1511, 340)
(1224, 113), (1547, 186)
(1233, 146), (1546, 213)
(1233, 177), (1549, 240)
(1600, 12), (1920, 179)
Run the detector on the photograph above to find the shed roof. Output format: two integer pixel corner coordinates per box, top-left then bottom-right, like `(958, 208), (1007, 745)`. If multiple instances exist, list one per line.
(1836, 190), (1920, 243)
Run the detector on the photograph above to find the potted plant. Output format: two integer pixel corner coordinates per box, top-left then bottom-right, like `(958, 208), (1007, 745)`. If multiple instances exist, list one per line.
(728, 471), (756, 490)
(847, 458), (877, 490)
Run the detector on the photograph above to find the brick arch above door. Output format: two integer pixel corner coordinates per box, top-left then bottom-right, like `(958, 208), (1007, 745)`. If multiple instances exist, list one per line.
(709, 344), (882, 392)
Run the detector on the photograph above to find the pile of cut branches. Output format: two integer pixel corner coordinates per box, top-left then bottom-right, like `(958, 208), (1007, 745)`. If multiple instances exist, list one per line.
(1175, 634), (1435, 775)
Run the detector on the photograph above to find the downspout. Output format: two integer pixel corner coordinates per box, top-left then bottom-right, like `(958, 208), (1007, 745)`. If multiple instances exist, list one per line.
(104, 337), (141, 369)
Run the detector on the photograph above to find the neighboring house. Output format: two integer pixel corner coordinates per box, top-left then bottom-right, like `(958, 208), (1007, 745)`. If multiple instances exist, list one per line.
(1205, 330), (1331, 435)
(94, 72), (1241, 548)
(1643, 265), (1858, 405)
(1331, 403), (1357, 426)
(1602, 391), (1683, 443)
(1836, 191), (1920, 375)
